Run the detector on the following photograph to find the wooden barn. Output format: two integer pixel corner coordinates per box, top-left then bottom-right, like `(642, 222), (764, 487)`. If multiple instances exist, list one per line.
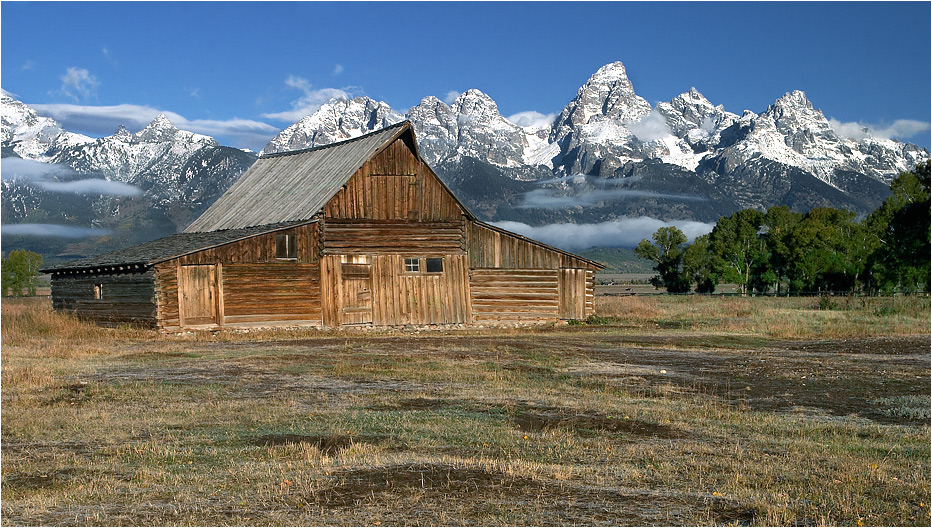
(43, 121), (603, 331)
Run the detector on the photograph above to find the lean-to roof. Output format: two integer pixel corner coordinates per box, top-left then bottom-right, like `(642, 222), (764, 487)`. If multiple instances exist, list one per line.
(42, 221), (311, 273)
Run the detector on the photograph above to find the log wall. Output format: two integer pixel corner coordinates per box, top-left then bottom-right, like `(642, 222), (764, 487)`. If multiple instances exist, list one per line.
(155, 260), (322, 331)
(469, 269), (560, 323)
(51, 269), (157, 326)
(324, 139), (462, 221)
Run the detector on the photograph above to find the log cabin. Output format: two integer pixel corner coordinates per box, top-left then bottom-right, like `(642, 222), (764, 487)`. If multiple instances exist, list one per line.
(43, 121), (603, 331)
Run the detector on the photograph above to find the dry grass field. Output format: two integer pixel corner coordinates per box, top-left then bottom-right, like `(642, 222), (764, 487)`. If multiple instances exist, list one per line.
(2, 294), (929, 526)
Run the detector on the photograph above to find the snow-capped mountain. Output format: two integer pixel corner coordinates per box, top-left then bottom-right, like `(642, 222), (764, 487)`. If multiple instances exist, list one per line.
(1, 93), (93, 159)
(260, 61), (928, 220)
(2, 95), (255, 263)
(2, 60), (928, 264)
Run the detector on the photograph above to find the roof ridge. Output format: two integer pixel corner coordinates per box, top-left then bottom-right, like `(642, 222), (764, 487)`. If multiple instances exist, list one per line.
(260, 120), (410, 159)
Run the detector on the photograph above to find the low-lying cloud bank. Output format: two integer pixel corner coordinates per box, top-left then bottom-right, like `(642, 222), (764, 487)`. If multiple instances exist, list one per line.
(493, 218), (714, 252)
(1, 223), (112, 238)
(828, 118), (930, 143)
(520, 173), (706, 209)
(1, 158), (142, 196)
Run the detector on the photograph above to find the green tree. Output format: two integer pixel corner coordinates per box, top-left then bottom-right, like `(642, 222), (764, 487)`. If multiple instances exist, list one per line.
(786, 208), (860, 292)
(708, 209), (766, 295)
(682, 234), (718, 293)
(759, 206), (803, 293)
(864, 161), (930, 292)
(634, 226), (691, 293)
(1, 250), (44, 297)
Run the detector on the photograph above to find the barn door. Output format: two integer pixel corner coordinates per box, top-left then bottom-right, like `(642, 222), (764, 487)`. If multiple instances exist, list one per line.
(559, 268), (586, 320)
(341, 261), (373, 325)
(179, 264), (220, 327)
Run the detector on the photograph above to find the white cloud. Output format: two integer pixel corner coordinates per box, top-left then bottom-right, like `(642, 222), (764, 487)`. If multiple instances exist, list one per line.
(507, 111), (557, 131)
(1, 223), (112, 238)
(828, 117), (930, 142)
(261, 75), (351, 122)
(444, 91), (461, 105)
(493, 218), (714, 251)
(1, 158), (141, 196)
(520, 174), (704, 209)
(625, 110), (672, 143)
(30, 103), (279, 150)
(59, 67), (100, 101)
(333, 64), (344, 76)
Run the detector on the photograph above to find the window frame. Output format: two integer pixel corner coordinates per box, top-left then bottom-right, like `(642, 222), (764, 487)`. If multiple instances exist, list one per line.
(275, 233), (298, 260)
(403, 257), (420, 273)
(93, 283), (103, 300)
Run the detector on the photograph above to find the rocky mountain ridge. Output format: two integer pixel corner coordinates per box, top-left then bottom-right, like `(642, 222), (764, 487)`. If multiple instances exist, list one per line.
(2, 61), (928, 264)
(261, 62), (927, 222)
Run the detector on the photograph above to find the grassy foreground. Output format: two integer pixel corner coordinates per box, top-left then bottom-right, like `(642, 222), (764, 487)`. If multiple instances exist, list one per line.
(1, 295), (929, 526)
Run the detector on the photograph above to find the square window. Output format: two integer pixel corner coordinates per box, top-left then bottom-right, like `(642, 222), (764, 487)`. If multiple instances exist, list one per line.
(276, 234), (297, 259)
(404, 258), (419, 272)
(425, 258), (443, 273)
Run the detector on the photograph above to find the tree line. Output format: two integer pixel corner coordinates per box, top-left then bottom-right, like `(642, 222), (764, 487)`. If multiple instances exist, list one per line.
(1, 249), (44, 297)
(635, 161), (930, 294)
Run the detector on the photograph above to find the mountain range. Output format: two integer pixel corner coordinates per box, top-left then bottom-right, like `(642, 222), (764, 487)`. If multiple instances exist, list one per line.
(2, 62), (928, 264)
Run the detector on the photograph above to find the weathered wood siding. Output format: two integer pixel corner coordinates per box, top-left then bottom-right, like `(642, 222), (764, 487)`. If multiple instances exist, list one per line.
(466, 221), (594, 269)
(320, 254), (469, 326)
(469, 269), (560, 322)
(320, 218), (466, 255)
(156, 261), (322, 331)
(50, 269), (157, 326)
(173, 223), (319, 265)
(558, 268), (595, 320)
(323, 138), (463, 221)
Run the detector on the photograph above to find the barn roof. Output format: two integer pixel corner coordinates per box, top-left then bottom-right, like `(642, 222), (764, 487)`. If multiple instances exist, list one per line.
(185, 121), (422, 233)
(41, 221), (311, 273)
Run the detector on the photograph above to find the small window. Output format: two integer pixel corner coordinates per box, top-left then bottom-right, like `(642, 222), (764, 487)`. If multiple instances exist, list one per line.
(425, 258), (443, 273)
(276, 234), (297, 259)
(93, 284), (103, 300)
(404, 258), (419, 272)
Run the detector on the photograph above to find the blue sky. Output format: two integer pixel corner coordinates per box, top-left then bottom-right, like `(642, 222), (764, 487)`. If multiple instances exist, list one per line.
(2, 1), (930, 151)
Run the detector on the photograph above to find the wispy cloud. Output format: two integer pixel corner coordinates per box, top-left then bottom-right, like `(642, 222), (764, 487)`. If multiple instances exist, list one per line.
(520, 174), (704, 209)
(59, 67), (100, 101)
(21, 60), (36, 71)
(1, 158), (142, 196)
(30, 103), (279, 150)
(1, 223), (112, 239)
(493, 218), (714, 251)
(332, 64), (344, 76)
(101, 47), (117, 66)
(507, 111), (556, 131)
(828, 118), (930, 143)
(444, 91), (461, 105)
(261, 75), (351, 122)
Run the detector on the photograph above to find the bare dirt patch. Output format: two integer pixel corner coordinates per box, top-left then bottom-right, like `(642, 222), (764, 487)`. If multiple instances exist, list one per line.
(306, 462), (756, 526)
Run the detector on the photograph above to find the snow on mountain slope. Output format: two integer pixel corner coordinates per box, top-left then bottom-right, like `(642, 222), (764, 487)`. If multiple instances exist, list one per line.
(1, 93), (92, 159)
(260, 97), (405, 155)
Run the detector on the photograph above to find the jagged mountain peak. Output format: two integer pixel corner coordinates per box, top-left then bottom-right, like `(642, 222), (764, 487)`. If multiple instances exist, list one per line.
(112, 125), (132, 139)
(452, 89), (499, 115)
(261, 96), (404, 155)
(551, 62), (652, 143)
(588, 61), (632, 84)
